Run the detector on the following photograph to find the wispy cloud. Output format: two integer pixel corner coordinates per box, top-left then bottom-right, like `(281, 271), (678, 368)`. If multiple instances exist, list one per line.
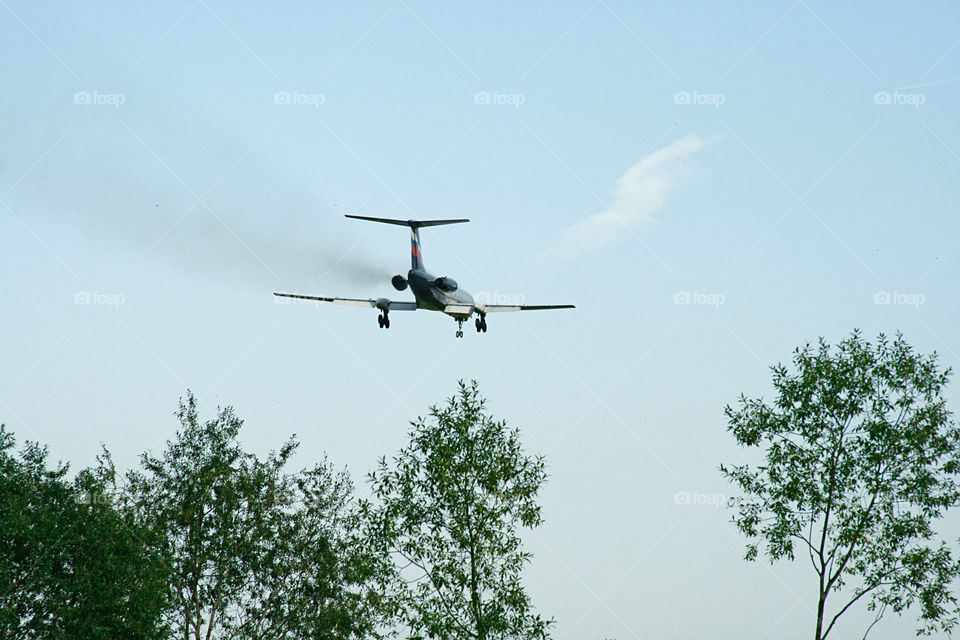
(546, 134), (705, 259)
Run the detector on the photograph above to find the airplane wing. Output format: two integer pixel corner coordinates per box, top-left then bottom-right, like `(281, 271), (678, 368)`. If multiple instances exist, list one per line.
(445, 303), (575, 315)
(480, 304), (576, 312)
(274, 293), (417, 311)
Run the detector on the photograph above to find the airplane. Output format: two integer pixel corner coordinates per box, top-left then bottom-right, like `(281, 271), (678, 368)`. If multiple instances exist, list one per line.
(274, 215), (574, 337)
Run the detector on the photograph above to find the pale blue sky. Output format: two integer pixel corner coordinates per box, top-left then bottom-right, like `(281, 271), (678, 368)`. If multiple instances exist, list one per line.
(2, 2), (959, 638)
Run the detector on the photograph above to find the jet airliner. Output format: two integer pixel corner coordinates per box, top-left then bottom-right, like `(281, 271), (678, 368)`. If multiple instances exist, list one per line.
(274, 215), (574, 337)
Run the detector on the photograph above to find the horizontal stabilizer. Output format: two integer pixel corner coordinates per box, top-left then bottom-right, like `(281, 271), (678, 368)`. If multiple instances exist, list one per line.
(345, 214), (469, 228)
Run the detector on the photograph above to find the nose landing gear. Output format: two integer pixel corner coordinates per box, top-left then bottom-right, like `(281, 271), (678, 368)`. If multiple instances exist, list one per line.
(455, 317), (464, 338)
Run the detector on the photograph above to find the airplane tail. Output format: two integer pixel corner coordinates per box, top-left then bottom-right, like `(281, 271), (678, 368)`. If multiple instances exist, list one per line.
(345, 214), (469, 270)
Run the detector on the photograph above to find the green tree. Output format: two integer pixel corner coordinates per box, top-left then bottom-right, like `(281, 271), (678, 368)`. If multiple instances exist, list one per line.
(0, 425), (168, 639)
(721, 331), (960, 640)
(127, 392), (388, 640)
(367, 381), (553, 640)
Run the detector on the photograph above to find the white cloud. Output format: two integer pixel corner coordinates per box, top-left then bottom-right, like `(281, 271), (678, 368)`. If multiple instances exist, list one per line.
(546, 134), (705, 259)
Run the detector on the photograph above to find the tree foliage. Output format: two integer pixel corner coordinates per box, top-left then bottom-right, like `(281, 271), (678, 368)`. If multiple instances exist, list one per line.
(126, 392), (388, 640)
(367, 381), (552, 640)
(721, 331), (960, 639)
(0, 425), (168, 639)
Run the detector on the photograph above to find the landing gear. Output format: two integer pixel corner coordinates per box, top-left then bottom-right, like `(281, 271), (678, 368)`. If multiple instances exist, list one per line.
(378, 311), (390, 329)
(474, 313), (487, 333)
(456, 318), (464, 338)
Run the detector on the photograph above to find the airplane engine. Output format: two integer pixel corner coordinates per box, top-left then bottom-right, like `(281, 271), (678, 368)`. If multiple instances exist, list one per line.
(433, 276), (458, 292)
(391, 275), (408, 291)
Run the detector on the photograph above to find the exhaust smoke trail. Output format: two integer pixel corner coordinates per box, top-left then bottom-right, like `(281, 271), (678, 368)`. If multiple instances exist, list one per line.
(5, 133), (398, 293)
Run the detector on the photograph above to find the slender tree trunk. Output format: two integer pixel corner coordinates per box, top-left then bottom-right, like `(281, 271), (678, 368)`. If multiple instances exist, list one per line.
(815, 590), (826, 640)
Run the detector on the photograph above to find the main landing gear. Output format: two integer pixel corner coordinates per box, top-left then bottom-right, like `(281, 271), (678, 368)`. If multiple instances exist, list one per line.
(454, 314), (487, 338)
(377, 311), (390, 329)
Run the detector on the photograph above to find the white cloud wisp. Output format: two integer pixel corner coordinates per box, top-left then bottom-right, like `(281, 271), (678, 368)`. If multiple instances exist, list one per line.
(546, 134), (705, 259)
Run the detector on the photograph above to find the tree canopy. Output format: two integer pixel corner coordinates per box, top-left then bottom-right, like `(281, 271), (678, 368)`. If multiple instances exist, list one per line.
(367, 380), (553, 640)
(0, 425), (168, 640)
(126, 392), (389, 640)
(722, 331), (960, 639)
(1, 384), (555, 639)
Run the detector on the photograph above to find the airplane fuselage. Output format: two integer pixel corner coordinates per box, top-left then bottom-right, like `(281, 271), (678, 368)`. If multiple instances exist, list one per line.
(408, 268), (474, 314)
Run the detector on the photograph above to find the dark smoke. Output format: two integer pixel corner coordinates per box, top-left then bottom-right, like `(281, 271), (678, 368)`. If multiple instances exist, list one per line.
(6, 128), (398, 293)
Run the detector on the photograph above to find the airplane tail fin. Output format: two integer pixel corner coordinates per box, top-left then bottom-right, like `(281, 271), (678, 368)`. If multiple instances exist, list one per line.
(345, 214), (469, 270)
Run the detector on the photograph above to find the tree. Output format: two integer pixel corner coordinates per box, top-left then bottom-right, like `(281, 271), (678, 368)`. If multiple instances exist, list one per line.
(367, 381), (553, 640)
(0, 425), (169, 639)
(126, 392), (388, 640)
(721, 331), (960, 640)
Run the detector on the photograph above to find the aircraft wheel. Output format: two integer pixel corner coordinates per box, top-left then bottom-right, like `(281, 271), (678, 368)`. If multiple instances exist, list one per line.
(377, 315), (384, 328)
(475, 318), (481, 332)
(481, 322), (487, 333)
(456, 330), (463, 338)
